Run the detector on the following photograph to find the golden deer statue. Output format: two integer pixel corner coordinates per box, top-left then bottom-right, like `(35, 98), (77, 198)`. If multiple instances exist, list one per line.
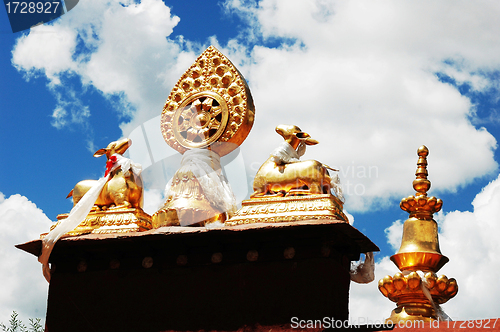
(67, 138), (143, 210)
(251, 124), (336, 197)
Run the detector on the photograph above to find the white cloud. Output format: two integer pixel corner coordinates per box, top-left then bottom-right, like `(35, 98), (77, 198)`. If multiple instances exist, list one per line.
(350, 173), (500, 322)
(142, 188), (164, 215)
(220, 0), (499, 212)
(12, 25), (77, 84)
(12, 0), (194, 134)
(0, 193), (52, 325)
(437, 174), (500, 320)
(12, 0), (500, 212)
(384, 219), (403, 252)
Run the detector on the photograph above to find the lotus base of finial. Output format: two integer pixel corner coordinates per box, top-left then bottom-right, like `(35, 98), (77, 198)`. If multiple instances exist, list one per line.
(379, 271), (458, 323)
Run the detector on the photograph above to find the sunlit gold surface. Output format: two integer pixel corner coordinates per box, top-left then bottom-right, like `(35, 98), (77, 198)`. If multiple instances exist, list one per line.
(47, 208), (152, 236)
(226, 194), (347, 225)
(68, 138), (144, 210)
(153, 168), (226, 227)
(392, 146), (445, 271)
(172, 91), (229, 149)
(227, 125), (344, 225)
(51, 138), (152, 236)
(379, 272), (458, 304)
(380, 271), (458, 323)
(251, 125), (332, 197)
(161, 45), (255, 157)
(155, 46), (254, 227)
(379, 145), (458, 322)
(391, 252), (448, 273)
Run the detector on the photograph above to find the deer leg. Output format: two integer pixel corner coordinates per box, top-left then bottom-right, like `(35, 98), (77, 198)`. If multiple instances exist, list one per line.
(110, 191), (131, 209)
(309, 182), (323, 194)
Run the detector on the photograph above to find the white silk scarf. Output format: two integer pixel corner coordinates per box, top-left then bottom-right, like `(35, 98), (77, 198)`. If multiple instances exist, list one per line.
(39, 154), (141, 282)
(162, 149), (237, 226)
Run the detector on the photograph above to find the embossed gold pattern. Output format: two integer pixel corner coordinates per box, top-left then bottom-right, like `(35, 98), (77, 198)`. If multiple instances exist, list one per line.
(379, 272), (458, 305)
(47, 208), (152, 236)
(226, 194), (347, 225)
(161, 45), (255, 157)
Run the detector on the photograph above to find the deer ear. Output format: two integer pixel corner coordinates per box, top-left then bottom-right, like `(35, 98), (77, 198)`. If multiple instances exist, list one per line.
(93, 148), (107, 157)
(275, 125), (286, 138)
(115, 139), (131, 155)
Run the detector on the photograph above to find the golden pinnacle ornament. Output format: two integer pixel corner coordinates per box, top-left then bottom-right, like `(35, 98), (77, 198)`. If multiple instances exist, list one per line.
(379, 146), (458, 323)
(153, 46), (255, 227)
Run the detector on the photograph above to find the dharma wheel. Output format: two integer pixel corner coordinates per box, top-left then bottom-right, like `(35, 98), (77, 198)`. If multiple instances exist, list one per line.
(161, 46), (255, 156)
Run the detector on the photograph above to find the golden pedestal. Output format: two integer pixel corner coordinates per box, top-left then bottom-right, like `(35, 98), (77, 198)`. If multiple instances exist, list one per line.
(52, 208), (152, 236)
(226, 194), (347, 226)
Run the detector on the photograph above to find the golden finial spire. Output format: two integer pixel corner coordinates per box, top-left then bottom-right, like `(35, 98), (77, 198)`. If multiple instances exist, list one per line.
(379, 145), (458, 323)
(400, 146), (443, 220)
(413, 145), (431, 196)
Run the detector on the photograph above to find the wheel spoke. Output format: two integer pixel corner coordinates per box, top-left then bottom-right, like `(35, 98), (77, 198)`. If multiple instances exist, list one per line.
(187, 128), (198, 140)
(192, 99), (203, 113)
(208, 120), (220, 130)
(199, 128), (209, 138)
(202, 98), (213, 111)
(211, 106), (221, 116)
(177, 118), (189, 131)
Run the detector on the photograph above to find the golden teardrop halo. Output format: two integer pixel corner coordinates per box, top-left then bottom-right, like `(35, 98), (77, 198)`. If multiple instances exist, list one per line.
(161, 46), (255, 156)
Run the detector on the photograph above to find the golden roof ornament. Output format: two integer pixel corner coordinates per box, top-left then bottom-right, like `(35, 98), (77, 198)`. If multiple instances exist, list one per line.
(379, 145), (458, 323)
(153, 46), (255, 227)
(39, 138), (152, 282)
(160, 45), (254, 157)
(226, 124), (347, 225)
(47, 138), (152, 237)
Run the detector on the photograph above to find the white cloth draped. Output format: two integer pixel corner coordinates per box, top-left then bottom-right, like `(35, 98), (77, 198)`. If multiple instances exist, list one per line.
(162, 149), (237, 225)
(350, 252), (375, 284)
(271, 141), (303, 164)
(39, 154), (141, 283)
(401, 270), (452, 321)
(270, 141), (344, 202)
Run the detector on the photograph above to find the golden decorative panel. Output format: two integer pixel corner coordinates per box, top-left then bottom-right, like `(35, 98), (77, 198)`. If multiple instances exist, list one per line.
(226, 194), (347, 225)
(161, 46), (255, 157)
(47, 208), (152, 237)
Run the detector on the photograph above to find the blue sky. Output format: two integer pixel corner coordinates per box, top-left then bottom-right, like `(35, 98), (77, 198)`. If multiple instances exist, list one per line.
(1, 0), (500, 325)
